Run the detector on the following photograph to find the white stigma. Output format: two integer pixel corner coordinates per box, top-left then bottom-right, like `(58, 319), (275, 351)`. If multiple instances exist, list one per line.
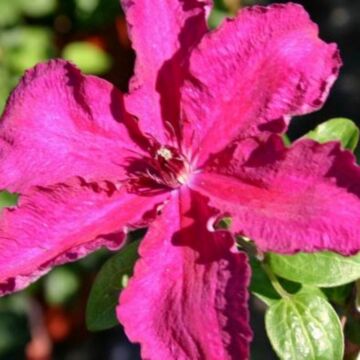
(157, 147), (173, 161)
(176, 172), (188, 185)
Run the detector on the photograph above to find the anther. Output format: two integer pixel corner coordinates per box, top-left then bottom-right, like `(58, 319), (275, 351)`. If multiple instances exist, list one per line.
(156, 147), (173, 161)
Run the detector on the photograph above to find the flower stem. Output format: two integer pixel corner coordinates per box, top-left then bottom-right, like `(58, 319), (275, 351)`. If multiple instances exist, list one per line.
(236, 236), (258, 258)
(235, 235), (291, 299)
(261, 261), (291, 299)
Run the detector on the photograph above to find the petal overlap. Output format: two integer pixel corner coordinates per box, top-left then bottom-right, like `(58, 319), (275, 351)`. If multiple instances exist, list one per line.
(181, 3), (341, 163)
(121, 0), (210, 143)
(118, 188), (252, 360)
(191, 136), (360, 255)
(0, 178), (167, 295)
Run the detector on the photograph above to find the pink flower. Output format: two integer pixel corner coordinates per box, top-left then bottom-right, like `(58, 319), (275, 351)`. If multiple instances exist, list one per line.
(0, 0), (356, 358)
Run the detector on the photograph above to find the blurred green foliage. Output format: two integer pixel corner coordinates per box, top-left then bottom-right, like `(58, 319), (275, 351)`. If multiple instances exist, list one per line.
(0, 26), (54, 110)
(0, 2), (54, 110)
(0, 191), (18, 208)
(0, 294), (30, 359)
(0, 0), (122, 113)
(62, 41), (112, 74)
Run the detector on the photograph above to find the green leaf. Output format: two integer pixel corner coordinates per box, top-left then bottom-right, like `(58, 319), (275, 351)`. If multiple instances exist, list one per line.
(305, 117), (359, 151)
(62, 41), (112, 75)
(86, 240), (140, 331)
(0, 191), (18, 209)
(266, 290), (344, 360)
(283, 134), (291, 146)
(296, 285), (327, 300)
(268, 251), (360, 287)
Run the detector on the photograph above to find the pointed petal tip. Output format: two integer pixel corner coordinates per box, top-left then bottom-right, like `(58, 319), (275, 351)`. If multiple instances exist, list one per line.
(0, 233), (125, 297)
(0, 179), (167, 298)
(192, 136), (360, 256)
(182, 2), (342, 163)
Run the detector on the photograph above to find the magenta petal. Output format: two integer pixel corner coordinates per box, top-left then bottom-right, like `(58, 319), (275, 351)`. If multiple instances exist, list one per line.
(181, 3), (341, 164)
(0, 60), (143, 192)
(191, 136), (360, 255)
(0, 178), (166, 296)
(118, 189), (252, 360)
(121, 0), (210, 142)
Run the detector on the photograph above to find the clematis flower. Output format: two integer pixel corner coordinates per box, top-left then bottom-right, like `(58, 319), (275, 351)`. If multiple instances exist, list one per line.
(0, 0), (358, 358)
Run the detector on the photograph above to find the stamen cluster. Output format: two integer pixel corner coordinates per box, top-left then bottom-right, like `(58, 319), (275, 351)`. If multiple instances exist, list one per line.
(128, 145), (190, 193)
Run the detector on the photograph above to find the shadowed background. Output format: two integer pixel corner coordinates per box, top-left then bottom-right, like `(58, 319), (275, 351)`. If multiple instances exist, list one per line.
(0, 0), (358, 359)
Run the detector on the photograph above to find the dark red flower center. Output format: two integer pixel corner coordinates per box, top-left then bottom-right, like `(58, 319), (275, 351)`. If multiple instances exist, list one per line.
(127, 145), (191, 194)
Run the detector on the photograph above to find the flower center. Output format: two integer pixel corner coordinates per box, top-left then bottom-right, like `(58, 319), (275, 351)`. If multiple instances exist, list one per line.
(127, 145), (191, 194)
